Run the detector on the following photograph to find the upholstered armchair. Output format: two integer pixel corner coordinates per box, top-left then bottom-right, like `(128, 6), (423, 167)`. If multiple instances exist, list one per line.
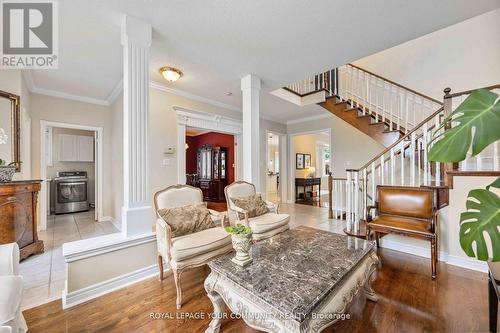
(225, 181), (290, 241)
(0, 243), (27, 333)
(154, 185), (232, 309)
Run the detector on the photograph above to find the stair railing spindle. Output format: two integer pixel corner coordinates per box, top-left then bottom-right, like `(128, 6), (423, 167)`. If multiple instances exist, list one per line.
(410, 132), (416, 186)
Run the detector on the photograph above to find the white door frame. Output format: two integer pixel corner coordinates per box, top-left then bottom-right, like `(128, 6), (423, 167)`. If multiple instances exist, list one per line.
(174, 106), (243, 184)
(264, 130), (287, 202)
(287, 128), (331, 203)
(39, 120), (104, 231)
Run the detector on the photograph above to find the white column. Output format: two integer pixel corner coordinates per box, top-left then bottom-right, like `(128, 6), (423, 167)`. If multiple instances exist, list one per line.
(241, 74), (261, 191)
(120, 15), (153, 237)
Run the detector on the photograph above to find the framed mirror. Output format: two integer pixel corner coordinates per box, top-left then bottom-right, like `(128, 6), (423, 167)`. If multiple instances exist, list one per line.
(0, 90), (21, 172)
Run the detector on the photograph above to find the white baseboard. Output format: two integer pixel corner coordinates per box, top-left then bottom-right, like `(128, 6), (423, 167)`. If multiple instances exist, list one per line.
(446, 254), (488, 272)
(380, 238), (448, 262)
(62, 264), (168, 309)
(380, 239), (487, 273)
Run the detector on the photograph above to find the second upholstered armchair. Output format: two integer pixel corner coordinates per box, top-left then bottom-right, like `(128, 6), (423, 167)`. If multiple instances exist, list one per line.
(225, 181), (290, 241)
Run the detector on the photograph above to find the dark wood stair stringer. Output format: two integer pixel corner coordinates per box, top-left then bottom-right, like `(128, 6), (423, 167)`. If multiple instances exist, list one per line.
(320, 96), (404, 147)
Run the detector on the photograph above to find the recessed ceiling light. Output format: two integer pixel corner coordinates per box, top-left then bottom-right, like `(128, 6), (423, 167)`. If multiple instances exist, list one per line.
(159, 66), (182, 82)
(225, 92), (233, 96)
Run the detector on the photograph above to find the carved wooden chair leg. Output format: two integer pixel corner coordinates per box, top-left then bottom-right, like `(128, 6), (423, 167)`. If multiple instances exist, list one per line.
(173, 269), (183, 309)
(431, 236), (437, 279)
(375, 232), (380, 248)
(158, 254), (164, 281)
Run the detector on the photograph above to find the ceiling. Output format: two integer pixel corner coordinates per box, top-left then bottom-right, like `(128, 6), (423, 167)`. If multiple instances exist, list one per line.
(28, 0), (500, 123)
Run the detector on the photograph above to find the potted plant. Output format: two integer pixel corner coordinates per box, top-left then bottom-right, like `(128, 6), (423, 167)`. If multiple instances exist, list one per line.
(225, 223), (253, 267)
(428, 88), (500, 261)
(0, 159), (17, 182)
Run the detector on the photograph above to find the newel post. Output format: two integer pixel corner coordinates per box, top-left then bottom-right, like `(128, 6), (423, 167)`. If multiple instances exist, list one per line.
(442, 87), (454, 187)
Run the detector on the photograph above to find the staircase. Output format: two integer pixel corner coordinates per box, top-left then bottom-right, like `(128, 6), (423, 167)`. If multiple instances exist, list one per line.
(283, 65), (500, 235)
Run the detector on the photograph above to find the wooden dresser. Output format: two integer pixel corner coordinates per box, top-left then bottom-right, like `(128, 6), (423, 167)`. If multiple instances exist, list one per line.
(0, 180), (44, 260)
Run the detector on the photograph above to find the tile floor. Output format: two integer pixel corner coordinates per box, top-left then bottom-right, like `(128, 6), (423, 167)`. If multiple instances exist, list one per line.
(19, 210), (119, 310)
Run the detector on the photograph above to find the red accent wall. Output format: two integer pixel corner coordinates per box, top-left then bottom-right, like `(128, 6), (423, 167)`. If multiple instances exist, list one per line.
(185, 132), (235, 184)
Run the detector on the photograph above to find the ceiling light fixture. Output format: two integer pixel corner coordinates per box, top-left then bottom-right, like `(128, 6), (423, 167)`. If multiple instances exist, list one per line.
(159, 66), (183, 82)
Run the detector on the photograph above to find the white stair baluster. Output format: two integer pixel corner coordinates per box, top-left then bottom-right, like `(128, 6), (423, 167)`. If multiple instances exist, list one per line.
(400, 140), (405, 185)
(371, 162), (376, 205)
(390, 147), (395, 185)
(422, 123), (429, 186)
(434, 114), (441, 184)
(353, 171), (359, 233)
(346, 171), (352, 232)
(380, 155), (385, 185)
(410, 132), (416, 186)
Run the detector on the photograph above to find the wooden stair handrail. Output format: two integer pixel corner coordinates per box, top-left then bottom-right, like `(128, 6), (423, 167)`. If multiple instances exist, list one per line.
(348, 64), (443, 105)
(445, 84), (500, 98)
(282, 86), (329, 98)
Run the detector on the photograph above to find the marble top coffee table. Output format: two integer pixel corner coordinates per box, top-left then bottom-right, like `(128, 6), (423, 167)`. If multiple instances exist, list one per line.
(204, 226), (379, 333)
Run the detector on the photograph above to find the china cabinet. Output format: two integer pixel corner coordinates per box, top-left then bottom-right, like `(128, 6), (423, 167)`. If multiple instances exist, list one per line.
(197, 145), (227, 201)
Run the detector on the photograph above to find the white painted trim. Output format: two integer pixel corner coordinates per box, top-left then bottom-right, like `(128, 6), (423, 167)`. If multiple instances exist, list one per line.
(151, 81), (240, 112)
(106, 79), (123, 105)
(39, 120), (104, 230)
(380, 238), (448, 261)
(286, 113), (332, 125)
(32, 87), (110, 106)
(175, 106), (243, 184)
(446, 254), (488, 272)
(151, 81), (282, 123)
(264, 130), (286, 202)
(62, 263), (168, 309)
(23, 78), (286, 124)
(279, 133), (288, 203)
(63, 233), (155, 262)
(380, 238), (488, 273)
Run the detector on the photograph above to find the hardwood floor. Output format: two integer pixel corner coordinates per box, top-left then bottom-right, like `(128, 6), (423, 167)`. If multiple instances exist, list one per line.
(206, 201), (227, 212)
(24, 247), (488, 333)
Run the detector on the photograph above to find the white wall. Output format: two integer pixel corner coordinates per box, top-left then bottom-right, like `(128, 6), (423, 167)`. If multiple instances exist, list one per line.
(353, 8), (500, 100)
(287, 115), (384, 178)
(0, 70), (32, 180)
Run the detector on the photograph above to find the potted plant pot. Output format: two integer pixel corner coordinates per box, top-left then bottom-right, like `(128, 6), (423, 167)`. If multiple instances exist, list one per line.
(225, 224), (253, 267)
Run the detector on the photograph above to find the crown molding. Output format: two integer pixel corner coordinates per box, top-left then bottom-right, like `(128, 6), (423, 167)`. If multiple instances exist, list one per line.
(23, 77), (287, 124)
(286, 113), (331, 125)
(149, 81), (241, 112)
(107, 79), (123, 105)
(31, 86), (110, 106)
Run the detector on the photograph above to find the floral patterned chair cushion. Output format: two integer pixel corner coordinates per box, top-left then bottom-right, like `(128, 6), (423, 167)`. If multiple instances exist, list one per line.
(158, 202), (214, 238)
(231, 194), (269, 219)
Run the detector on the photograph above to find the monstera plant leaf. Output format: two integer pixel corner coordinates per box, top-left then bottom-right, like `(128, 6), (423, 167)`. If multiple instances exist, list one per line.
(428, 89), (500, 162)
(459, 178), (500, 261)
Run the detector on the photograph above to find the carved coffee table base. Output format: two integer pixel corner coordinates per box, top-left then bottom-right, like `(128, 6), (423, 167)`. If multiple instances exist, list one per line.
(205, 251), (379, 333)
